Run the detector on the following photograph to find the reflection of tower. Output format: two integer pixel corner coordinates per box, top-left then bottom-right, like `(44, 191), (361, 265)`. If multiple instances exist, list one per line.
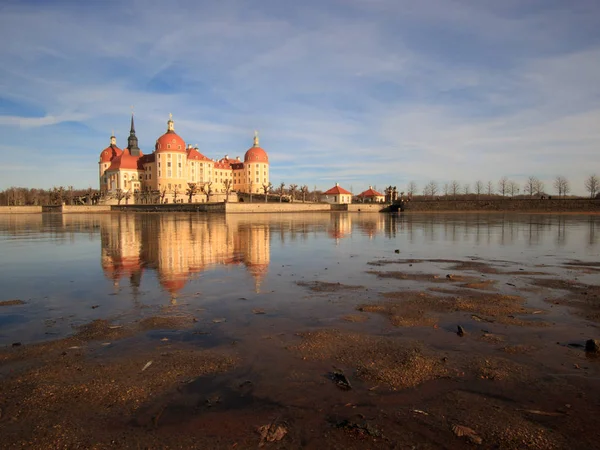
(328, 213), (352, 243)
(100, 214), (144, 289)
(233, 220), (270, 293)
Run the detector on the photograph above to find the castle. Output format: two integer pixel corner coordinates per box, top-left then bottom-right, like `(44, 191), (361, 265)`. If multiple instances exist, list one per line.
(99, 114), (270, 203)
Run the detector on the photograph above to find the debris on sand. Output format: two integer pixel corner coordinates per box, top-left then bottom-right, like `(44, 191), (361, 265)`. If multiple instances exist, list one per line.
(257, 421), (287, 446)
(212, 318), (226, 324)
(292, 330), (447, 390)
(332, 417), (383, 438)
(457, 325), (465, 337)
(141, 361), (153, 372)
(451, 424), (483, 445)
(328, 369), (352, 390)
(585, 339), (600, 353)
(252, 309), (266, 315)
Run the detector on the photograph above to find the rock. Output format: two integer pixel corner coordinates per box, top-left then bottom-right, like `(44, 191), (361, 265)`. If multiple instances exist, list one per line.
(585, 339), (600, 353)
(446, 274), (453, 280)
(329, 370), (352, 390)
(257, 422), (287, 446)
(394, 249), (400, 254)
(457, 326), (465, 337)
(11, 342), (21, 347)
(451, 424), (482, 445)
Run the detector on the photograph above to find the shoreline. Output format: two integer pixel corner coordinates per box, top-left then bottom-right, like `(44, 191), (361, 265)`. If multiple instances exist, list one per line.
(1, 198), (599, 215)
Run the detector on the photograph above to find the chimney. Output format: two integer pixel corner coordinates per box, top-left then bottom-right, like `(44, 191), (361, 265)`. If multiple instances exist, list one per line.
(335, 182), (339, 187)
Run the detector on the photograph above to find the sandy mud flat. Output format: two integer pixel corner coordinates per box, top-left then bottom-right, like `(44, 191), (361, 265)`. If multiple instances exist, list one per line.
(1, 257), (600, 449)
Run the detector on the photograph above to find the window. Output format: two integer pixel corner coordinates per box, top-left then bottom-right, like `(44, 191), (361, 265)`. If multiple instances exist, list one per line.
(167, 169), (172, 177)
(167, 162), (171, 167)
(178, 163), (181, 168)
(168, 144), (171, 149)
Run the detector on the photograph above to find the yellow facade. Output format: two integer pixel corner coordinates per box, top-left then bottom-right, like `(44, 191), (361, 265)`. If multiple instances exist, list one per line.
(98, 115), (270, 203)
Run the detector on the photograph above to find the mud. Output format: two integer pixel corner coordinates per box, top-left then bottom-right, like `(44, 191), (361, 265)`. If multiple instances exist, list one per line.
(0, 299), (24, 307)
(2, 257), (600, 448)
(531, 278), (600, 322)
(357, 289), (548, 328)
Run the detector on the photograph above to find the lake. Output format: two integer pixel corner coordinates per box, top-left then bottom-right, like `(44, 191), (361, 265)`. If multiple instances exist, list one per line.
(1, 212), (599, 448)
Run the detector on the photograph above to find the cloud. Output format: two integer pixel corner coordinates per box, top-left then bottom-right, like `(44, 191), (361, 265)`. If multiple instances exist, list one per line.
(0, 0), (598, 194)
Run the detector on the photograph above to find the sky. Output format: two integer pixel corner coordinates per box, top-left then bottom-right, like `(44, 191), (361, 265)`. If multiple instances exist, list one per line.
(0, 0), (599, 195)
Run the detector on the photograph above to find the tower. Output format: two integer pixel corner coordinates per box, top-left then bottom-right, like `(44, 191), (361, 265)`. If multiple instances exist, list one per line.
(128, 114), (141, 156)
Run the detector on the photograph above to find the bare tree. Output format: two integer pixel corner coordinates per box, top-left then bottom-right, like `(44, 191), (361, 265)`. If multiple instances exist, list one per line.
(115, 188), (125, 205)
(249, 180), (254, 202)
(553, 176), (569, 198)
(585, 174), (599, 198)
(124, 190), (132, 205)
(160, 188), (167, 204)
(463, 183), (471, 195)
(278, 182), (285, 203)
(300, 184), (309, 202)
(498, 177), (509, 196)
(201, 182), (212, 203)
(423, 181), (439, 198)
(524, 176), (539, 197)
(443, 183), (450, 197)
(289, 184), (298, 202)
(186, 182), (198, 203)
(407, 181), (417, 197)
(475, 180), (484, 197)
(223, 179), (233, 203)
(262, 182), (272, 202)
(534, 178), (545, 197)
(173, 186), (179, 204)
(508, 180), (520, 197)
(486, 181), (494, 196)
(450, 180), (461, 198)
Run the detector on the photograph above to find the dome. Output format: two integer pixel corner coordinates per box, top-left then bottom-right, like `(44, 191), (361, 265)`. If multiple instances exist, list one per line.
(155, 115), (186, 153)
(244, 131), (269, 163)
(244, 146), (268, 163)
(155, 132), (186, 153)
(100, 145), (122, 163)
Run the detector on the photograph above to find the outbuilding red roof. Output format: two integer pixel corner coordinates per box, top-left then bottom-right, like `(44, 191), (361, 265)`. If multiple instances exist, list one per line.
(323, 184), (352, 195)
(358, 187), (383, 198)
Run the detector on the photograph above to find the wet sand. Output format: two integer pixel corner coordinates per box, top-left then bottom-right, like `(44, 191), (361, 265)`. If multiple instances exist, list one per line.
(2, 257), (600, 449)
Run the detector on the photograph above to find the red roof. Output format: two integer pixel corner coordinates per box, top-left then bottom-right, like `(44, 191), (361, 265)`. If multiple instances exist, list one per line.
(106, 148), (144, 171)
(155, 130), (186, 153)
(358, 187), (383, 198)
(323, 184), (352, 195)
(244, 146), (268, 163)
(187, 147), (212, 161)
(99, 145), (122, 163)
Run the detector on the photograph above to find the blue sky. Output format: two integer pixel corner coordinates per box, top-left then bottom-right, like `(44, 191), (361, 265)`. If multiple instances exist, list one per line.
(0, 0), (599, 194)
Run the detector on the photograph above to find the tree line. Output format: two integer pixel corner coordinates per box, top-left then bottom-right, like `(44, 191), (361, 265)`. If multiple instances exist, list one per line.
(0, 187), (103, 206)
(417, 175), (599, 199)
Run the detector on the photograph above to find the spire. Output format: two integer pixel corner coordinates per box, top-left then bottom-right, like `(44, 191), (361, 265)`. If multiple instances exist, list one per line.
(167, 113), (175, 132)
(253, 130), (259, 147)
(127, 112), (141, 156)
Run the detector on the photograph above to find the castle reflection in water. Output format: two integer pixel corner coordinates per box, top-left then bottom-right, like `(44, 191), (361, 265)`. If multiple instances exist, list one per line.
(1, 212), (597, 301)
(98, 213), (383, 297)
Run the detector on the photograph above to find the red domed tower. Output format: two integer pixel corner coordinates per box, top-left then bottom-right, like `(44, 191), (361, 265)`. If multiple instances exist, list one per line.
(154, 114), (188, 196)
(243, 131), (269, 194)
(99, 134), (122, 192)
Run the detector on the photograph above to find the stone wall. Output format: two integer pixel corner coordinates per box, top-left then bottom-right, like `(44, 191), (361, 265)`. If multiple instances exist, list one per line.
(347, 204), (385, 213)
(0, 206), (43, 214)
(402, 198), (600, 212)
(111, 203), (225, 213)
(62, 205), (112, 213)
(225, 202), (331, 213)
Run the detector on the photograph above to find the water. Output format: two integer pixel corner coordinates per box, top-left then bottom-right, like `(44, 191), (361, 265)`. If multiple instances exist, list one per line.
(0, 212), (598, 346)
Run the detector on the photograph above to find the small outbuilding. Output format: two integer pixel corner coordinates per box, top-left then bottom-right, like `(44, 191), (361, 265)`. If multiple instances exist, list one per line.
(321, 183), (353, 204)
(357, 186), (385, 203)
